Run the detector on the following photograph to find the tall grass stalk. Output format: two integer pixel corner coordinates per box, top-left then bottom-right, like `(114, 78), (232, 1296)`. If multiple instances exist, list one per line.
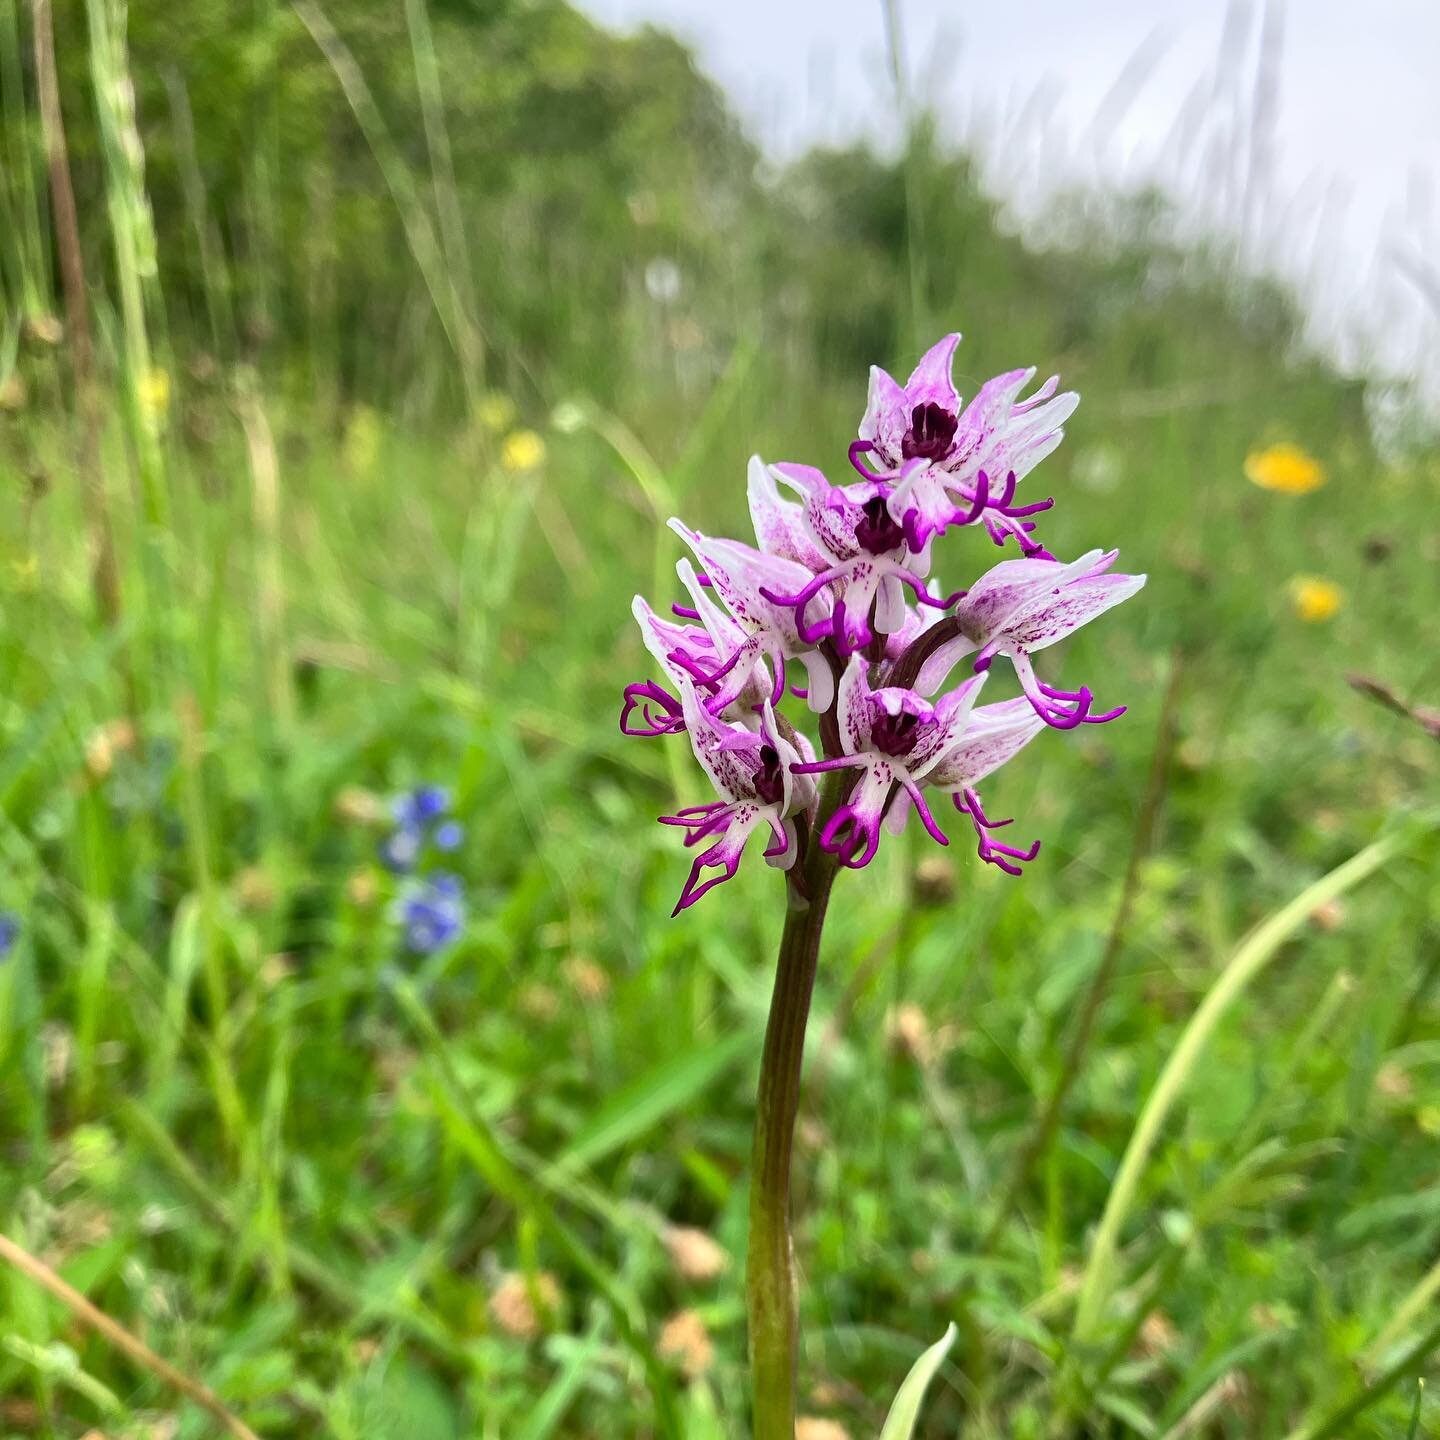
(293, 0), (483, 402)
(1072, 818), (1429, 1344)
(31, 0), (123, 634)
(235, 383), (293, 730)
(403, 0), (484, 413)
(84, 0), (168, 529)
(2, 0), (49, 315)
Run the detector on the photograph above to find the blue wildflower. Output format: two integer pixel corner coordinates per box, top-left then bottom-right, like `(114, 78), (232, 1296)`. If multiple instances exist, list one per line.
(398, 873), (465, 955)
(0, 913), (17, 961)
(380, 785), (458, 872)
(393, 785), (451, 832)
(378, 827), (423, 874)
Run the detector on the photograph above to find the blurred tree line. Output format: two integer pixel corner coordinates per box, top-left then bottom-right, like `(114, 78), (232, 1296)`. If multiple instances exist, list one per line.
(9, 0), (1374, 438)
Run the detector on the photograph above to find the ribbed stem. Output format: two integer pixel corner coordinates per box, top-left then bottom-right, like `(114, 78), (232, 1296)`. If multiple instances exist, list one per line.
(747, 831), (840, 1440)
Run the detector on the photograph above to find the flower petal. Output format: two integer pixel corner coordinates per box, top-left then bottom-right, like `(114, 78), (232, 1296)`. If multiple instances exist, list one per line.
(835, 654), (876, 757)
(926, 699), (1047, 790)
(950, 551), (1106, 646)
(669, 521), (823, 651)
(770, 462), (865, 562)
(677, 676), (762, 803)
(748, 455), (830, 571)
(1004, 564), (1147, 654)
(632, 594), (718, 687)
(947, 368), (1078, 489)
(908, 672), (989, 777)
(858, 365), (910, 468)
(903, 332), (962, 412)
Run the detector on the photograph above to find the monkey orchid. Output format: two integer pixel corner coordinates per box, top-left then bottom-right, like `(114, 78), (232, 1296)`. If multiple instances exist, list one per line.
(947, 550), (1147, 728)
(849, 331), (1079, 555)
(793, 658), (987, 869)
(614, 328), (1144, 1440)
(752, 461), (962, 658)
(662, 683), (815, 915)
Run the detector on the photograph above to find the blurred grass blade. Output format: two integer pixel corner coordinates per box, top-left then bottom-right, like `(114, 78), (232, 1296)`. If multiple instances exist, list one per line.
(1284, 1314), (1440, 1440)
(879, 1322), (957, 1440)
(514, 1320), (606, 1440)
(561, 1031), (751, 1171)
(1074, 817), (1431, 1343)
(291, 0), (480, 385)
(389, 975), (684, 1439)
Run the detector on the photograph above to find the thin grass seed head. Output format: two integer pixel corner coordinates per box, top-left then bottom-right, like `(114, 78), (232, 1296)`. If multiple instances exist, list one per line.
(620, 330), (1146, 913)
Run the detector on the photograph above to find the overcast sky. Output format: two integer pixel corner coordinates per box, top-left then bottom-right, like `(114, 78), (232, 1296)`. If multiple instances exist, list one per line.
(579, 0), (1439, 391)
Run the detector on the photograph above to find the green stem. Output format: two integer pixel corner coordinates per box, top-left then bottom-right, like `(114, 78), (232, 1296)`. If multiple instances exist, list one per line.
(748, 826), (841, 1440)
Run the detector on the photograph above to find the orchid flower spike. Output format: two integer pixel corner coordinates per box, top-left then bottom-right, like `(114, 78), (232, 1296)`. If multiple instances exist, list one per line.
(618, 325), (1144, 912)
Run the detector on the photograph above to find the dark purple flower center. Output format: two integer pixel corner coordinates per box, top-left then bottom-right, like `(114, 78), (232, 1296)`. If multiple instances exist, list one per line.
(901, 402), (957, 463)
(754, 743), (786, 805)
(855, 495), (905, 555)
(870, 708), (928, 757)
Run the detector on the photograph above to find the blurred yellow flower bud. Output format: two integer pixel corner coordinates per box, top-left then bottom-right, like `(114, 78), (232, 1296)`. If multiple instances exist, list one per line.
(1287, 575), (1343, 623)
(137, 367), (170, 429)
(1245, 442), (1325, 494)
(475, 392), (517, 433)
(343, 405), (382, 475)
(501, 429), (546, 473)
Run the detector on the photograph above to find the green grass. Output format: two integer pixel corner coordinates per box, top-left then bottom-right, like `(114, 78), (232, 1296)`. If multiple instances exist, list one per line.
(1, 2), (1440, 1437)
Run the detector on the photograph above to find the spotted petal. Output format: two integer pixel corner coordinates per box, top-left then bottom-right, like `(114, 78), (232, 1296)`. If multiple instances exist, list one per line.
(858, 365), (911, 470)
(669, 521), (826, 652)
(677, 675), (764, 804)
(925, 699), (1047, 790)
(998, 555), (1146, 654)
(947, 367), (1078, 490)
(747, 455), (829, 571)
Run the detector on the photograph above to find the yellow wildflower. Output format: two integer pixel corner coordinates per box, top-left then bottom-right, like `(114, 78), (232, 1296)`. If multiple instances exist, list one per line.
(1287, 575), (1343, 623)
(1244, 442), (1325, 494)
(501, 429), (546, 473)
(137, 366), (170, 429)
(475, 391), (517, 433)
(343, 405), (382, 475)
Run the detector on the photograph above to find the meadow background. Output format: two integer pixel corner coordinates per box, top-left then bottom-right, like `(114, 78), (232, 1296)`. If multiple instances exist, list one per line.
(0, 1), (1438, 1437)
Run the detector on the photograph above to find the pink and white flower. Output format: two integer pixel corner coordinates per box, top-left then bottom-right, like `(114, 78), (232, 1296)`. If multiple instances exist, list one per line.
(661, 683), (816, 914)
(850, 332), (1079, 554)
(617, 325), (1145, 913)
(945, 550), (1147, 728)
(792, 658), (987, 869)
(753, 461), (962, 659)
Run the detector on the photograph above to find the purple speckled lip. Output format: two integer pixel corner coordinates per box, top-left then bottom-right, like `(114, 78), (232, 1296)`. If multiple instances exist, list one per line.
(617, 328), (1146, 913)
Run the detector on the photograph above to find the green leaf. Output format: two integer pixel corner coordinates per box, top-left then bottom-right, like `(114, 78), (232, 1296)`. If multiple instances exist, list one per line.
(515, 1322), (605, 1440)
(374, 1356), (458, 1440)
(879, 1323), (958, 1440)
(561, 1031), (751, 1171)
